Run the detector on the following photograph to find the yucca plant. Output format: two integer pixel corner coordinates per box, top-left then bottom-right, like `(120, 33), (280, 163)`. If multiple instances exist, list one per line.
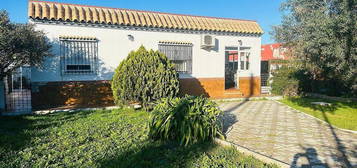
(149, 95), (224, 146)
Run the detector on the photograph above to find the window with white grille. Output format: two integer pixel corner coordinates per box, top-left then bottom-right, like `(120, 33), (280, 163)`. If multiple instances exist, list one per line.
(59, 37), (98, 75)
(158, 42), (193, 74)
(240, 47), (250, 70)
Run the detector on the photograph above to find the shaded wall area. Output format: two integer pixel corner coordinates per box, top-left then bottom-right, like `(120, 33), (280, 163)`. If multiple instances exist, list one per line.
(32, 80), (114, 110)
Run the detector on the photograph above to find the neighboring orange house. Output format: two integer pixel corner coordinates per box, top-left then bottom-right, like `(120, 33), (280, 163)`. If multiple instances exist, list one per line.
(261, 43), (288, 61)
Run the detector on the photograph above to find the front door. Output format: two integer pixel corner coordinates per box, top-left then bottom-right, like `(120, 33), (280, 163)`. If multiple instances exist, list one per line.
(225, 47), (239, 89)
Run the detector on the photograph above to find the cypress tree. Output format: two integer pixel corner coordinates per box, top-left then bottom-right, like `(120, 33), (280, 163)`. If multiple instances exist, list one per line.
(111, 46), (180, 110)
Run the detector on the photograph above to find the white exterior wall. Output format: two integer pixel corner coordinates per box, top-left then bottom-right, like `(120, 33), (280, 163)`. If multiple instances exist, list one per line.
(31, 22), (261, 82)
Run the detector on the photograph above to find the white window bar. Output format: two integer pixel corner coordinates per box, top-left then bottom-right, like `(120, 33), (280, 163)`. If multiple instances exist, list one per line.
(59, 37), (98, 75)
(158, 42), (193, 74)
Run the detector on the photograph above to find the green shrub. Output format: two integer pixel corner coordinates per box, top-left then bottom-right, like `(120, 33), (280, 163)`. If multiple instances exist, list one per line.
(111, 46), (179, 110)
(271, 61), (355, 97)
(149, 95), (224, 146)
(271, 65), (300, 96)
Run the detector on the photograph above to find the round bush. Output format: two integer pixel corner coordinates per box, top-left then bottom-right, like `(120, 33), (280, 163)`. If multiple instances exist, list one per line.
(111, 46), (179, 109)
(149, 95), (224, 146)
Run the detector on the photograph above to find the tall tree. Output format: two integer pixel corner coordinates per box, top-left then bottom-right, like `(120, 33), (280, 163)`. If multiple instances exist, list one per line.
(272, 0), (357, 95)
(0, 10), (52, 79)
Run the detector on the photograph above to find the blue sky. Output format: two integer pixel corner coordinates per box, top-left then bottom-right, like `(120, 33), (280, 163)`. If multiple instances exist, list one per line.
(2, 0), (285, 44)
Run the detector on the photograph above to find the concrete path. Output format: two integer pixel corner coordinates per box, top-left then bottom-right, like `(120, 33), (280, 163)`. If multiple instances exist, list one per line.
(220, 100), (357, 168)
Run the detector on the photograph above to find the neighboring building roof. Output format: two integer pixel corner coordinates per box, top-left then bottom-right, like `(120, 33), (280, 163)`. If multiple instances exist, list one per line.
(28, 1), (263, 34)
(261, 43), (287, 61)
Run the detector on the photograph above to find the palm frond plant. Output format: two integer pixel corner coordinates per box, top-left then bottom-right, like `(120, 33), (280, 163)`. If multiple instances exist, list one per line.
(149, 95), (224, 146)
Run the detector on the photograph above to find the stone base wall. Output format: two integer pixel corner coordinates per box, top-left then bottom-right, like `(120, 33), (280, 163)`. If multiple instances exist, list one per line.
(32, 81), (114, 110)
(179, 77), (261, 99)
(31, 77), (261, 109)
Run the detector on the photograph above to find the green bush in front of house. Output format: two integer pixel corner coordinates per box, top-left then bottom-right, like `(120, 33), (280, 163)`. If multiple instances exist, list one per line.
(271, 65), (300, 96)
(111, 46), (179, 110)
(148, 95), (224, 146)
(271, 62), (314, 97)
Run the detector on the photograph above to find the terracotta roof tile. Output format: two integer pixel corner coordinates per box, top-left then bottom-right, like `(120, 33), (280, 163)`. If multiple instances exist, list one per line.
(148, 12), (157, 26)
(143, 12), (151, 26)
(138, 12), (146, 26)
(28, 1), (263, 34)
(116, 11), (124, 25)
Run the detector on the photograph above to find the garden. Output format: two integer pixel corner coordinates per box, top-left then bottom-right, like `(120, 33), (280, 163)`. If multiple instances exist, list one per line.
(269, 0), (357, 132)
(280, 97), (357, 131)
(0, 46), (277, 167)
(0, 108), (277, 168)
(269, 57), (357, 132)
(1, 0), (357, 165)
(270, 63), (357, 131)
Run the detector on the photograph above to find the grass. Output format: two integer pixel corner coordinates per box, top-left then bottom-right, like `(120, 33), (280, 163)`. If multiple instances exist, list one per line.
(280, 97), (357, 131)
(0, 108), (277, 168)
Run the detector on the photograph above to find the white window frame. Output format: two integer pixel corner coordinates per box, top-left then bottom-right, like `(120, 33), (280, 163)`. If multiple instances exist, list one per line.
(239, 47), (251, 71)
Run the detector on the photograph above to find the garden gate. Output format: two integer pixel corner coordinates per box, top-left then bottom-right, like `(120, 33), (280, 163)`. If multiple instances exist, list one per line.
(3, 67), (32, 115)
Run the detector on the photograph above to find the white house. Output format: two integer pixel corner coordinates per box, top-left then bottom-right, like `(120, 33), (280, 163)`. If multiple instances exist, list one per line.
(18, 0), (263, 110)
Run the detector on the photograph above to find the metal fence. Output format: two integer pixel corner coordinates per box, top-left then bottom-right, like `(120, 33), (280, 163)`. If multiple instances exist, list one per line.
(261, 73), (270, 87)
(3, 67), (32, 115)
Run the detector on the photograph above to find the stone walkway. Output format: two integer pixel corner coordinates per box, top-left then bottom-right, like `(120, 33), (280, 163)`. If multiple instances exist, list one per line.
(220, 100), (357, 168)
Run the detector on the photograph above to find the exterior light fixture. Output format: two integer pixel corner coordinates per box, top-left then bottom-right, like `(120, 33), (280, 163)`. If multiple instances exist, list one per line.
(238, 40), (243, 46)
(127, 34), (134, 41)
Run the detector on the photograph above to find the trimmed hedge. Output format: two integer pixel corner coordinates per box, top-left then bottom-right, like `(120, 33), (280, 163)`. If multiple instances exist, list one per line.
(111, 46), (179, 110)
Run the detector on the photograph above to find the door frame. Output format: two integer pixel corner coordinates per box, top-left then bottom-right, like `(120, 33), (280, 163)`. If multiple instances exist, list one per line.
(224, 46), (240, 90)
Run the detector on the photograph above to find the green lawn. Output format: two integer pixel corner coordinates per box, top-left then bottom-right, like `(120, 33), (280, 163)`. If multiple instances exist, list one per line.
(0, 108), (277, 168)
(280, 97), (357, 131)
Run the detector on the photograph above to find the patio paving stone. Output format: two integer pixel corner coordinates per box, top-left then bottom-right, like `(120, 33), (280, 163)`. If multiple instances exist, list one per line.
(220, 100), (357, 168)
